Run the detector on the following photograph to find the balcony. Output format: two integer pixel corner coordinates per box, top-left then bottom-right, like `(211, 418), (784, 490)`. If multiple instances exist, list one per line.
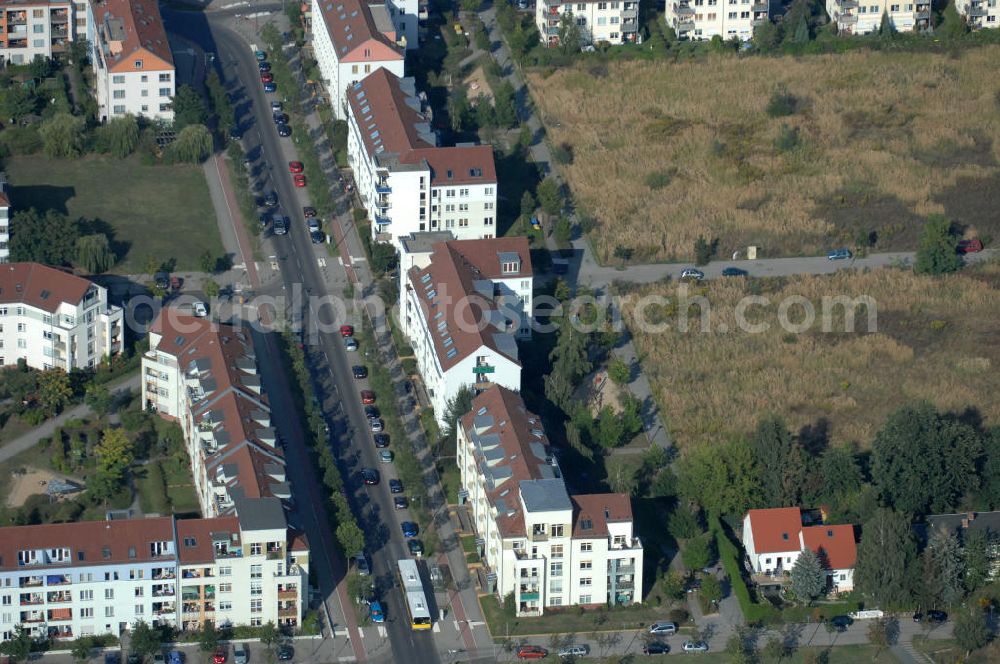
(622, 6), (638, 18)
(153, 587), (175, 597)
(544, 0), (561, 6)
(966, 3), (986, 15)
(47, 592), (72, 603)
(47, 608), (73, 621)
(613, 579), (635, 590)
(267, 550), (284, 561)
(752, 2), (768, 11)
(21, 612), (44, 623)
(374, 214), (391, 226)
(278, 606), (298, 618)
(7, 24), (27, 36)
(278, 590), (298, 600)
(47, 575), (71, 586)
(20, 577), (44, 588)
(529, 530), (548, 542)
(375, 184), (391, 195)
(673, 3), (694, 15)
(614, 565), (635, 575)
(544, 25), (560, 35)
(519, 591), (540, 601)
(675, 18), (695, 31)
(5, 11), (27, 24)
(183, 603), (200, 614)
(19, 595), (43, 606)
(50, 9), (69, 21)
(48, 626), (73, 639)
(153, 569), (176, 580)
(836, 11), (858, 23)
(914, 8), (930, 19)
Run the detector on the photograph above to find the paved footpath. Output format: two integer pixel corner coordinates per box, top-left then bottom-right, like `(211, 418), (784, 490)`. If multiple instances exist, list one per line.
(0, 371), (141, 466)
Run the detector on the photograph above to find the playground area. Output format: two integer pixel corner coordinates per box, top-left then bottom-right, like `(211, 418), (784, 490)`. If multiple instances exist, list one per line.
(6, 467), (83, 508)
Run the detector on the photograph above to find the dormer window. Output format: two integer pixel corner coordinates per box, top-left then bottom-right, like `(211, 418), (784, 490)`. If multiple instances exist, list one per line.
(134, 59), (143, 68)
(502, 261), (520, 274)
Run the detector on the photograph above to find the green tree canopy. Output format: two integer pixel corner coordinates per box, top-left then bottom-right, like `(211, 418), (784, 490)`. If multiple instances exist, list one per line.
(336, 520), (366, 558)
(854, 508), (916, 606)
(953, 608), (991, 656)
(129, 620), (162, 659)
(494, 80), (518, 129)
(938, 0), (968, 39)
(557, 12), (582, 55)
(607, 357), (630, 385)
(106, 115), (140, 158)
(38, 369), (73, 415)
(871, 402), (982, 515)
(76, 233), (116, 273)
(94, 427), (135, 494)
(963, 529), (992, 594)
(10, 208), (79, 266)
(39, 112), (86, 158)
(750, 415), (806, 508)
(920, 529), (964, 608)
(520, 191), (536, 218)
(198, 621), (220, 654)
(167, 124), (213, 163)
(0, 85), (39, 122)
(681, 533), (715, 571)
(171, 85), (209, 131)
(677, 440), (762, 516)
(443, 385), (475, 450)
(790, 548), (826, 603)
(914, 215), (962, 275)
(0, 625), (34, 663)
(977, 429), (1000, 509)
(537, 178), (562, 216)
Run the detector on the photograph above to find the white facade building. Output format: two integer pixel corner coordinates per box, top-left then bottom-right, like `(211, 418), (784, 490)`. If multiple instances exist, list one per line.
(536, 0), (641, 46)
(399, 234), (532, 425)
(0, 0), (73, 65)
(0, 263), (123, 371)
(664, 0), (769, 41)
(143, 314), (291, 519)
(0, 174), (9, 264)
(458, 386), (644, 616)
(91, 0), (175, 123)
(825, 0), (930, 33)
(957, 0), (998, 28)
(742, 508), (857, 594)
(347, 69), (498, 247)
(310, 0), (405, 119)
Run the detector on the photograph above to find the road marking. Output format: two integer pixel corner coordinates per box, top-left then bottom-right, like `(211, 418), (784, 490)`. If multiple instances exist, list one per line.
(337, 658), (357, 662)
(377, 625), (387, 637)
(453, 621), (460, 631)
(433, 622), (441, 633)
(352, 256), (366, 263)
(318, 258), (327, 267)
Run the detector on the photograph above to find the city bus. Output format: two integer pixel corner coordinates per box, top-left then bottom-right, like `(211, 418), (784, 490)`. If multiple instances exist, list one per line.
(397, 559), (432, 630)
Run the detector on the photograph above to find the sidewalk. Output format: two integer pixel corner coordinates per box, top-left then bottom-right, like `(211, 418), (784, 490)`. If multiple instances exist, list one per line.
(0, 371), (141, 465)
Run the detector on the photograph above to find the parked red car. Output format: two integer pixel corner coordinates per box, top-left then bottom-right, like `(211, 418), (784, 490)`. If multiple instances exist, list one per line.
(293, 174), (306, 188)
(957, 238), (984, 254)
(361, 390), (376, 405)
(340, 325), (354, 337)
(516, 646), (548, 659)
(212, 646), (227, 664)
(288, 161), (304, 173)
(260, 72), (274, 83)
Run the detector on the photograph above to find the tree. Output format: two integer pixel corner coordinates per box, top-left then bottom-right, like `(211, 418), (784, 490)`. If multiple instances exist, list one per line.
(963, 529), (992, 594)
(203, 279), (221, 299)
(557, 12), (582, 55)
(939, 0), (968, 39)
(536, 178), (562, 217)
(750, 415), (806, 508)
(0, 85), (38, 122)
(867, 618), (896, 657)
(10, 208), (79, 266)
(93, 427), (135, 496)
(878, 10), (896, 39)
(977, 428), (1000, 509)
(544, 324), (591, 411)
(701, 574), (722, 606)
(258, 621), (280, 650)
(752, 19), (781, 50)
(669, 505), (702, 540)
(677, 441), (763, 516)
(607, 358), (630, 385)
(953, 608), (991, 656)
(130, 620), (161, 660)
(554, 216), (572, 245)
(694, 234), (712, 266)
(370, 242), (397, 274)
(39, 112), (86, 158)
(442, 385), (474, 450)
(69, 38), (91, 68)
(38, 369), (73, 415)
(914, 215), (962, 275)
(790, 548), (826, 604)
(494, 80), (518, 129)
(792, 15), (810, 43)
(106, 115), (140, 158)
(682, 534), (715, 571)
(336, 520), (366, 559)
(198, 621), (220, 655)
(70, 636), (92, 663)
(76, 233), (116, 273)
(871, 402), (982, 515)
(854, 508), (916, 606)
(171, 85), (209, 130)
(816, 445), (863, 507)
(84, 384), (113, 417)
(448, 88), (471, 132)
(520, 191), (536, 218)
(0, 625), (34, 663)
(200, 249), (217, 273)
(167, 124), (213, 163)
(206, 71), (234, 134)
(763, 636), (789, 661)
(29, 55), (54, 79)
(921, 529), (964, 608)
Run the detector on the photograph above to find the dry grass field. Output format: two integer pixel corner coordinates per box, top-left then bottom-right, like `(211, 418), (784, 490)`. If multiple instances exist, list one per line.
(619, 264), (1000, 448)
(527, 47), (1000, 263)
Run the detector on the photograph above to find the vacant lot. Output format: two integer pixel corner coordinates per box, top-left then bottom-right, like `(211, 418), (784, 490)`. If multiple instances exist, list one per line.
(528, 47), (1000, 263)
(7, 155), (221, 273)
(620, 265), (1000, 448)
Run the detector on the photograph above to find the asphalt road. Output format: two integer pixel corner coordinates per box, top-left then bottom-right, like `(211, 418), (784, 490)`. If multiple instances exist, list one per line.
(164, 11), (442, 664)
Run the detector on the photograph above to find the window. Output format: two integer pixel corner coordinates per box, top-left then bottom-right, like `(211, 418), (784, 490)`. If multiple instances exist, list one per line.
(250, 565), (263, 579)
(610, 15), (619, 22)
(728, 10), (737, 17)
(160, 103), (170, 112)
(219, 583), (232, 593)
(580, 542), (592, 552)
(33, 24), (45, 33)
(159, 73), (171, 82)
(80, 590), (93, 601)
(113, 105), (126, 114)
(549, 596), (562, 606)
(250, 543), (262, 555)
(141, 105), (149, 113)
(550, 562), (562, 577)
(15, 307), (23, 316)
(250, 599), (262, 613)
(551, 545), (563, 559)
(458, 203), (469, 211)
(251, 583), (262, 596)
(549, 579), (562, 593)
(105, 606), (115, 617)
(105, 589), (114, 600)
(580, 577), (592, 587)
(351, 64), (359, 74)
(485, 187), (494, 195)
(598, 16), (608, 24)
(458, 219), (469, 228)
(551, 525), (564, 537)
(141, 75), (148, 82)
(81, 607), (93, 618)
(141, 89), (148, 97)
(579, 594), (592, 604)
(159, 88), (171, 97)
(134, 587), (144, 597)
(219, 601), (232, 611)
(459, 188), (469, 197)
(33, 9), (44, 16)
(580, 560), (592, 570)
(17, 339), (26, 349)
(484, 217), (494, 226)
(135, 604), (144, 615)
(134, 60), (143, 68)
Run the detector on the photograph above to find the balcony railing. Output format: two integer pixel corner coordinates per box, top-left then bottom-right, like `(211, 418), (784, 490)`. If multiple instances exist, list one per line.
(836, 11), (858, 23)
(278, 590), (298, 600)
(614, 565), (635, 575)
(544, 25), (560, 35)
(375, 184), (391, 194)
(675, 18), (695, 30)
(278, 607), (298, 618)
(673, 3), (695, 15)
(20, 578), (44, 588)
(374, 214), (391, 226)
(752, 2), (768, 11)
(966, 4), (986, 15)
(19, 596), (43, 606)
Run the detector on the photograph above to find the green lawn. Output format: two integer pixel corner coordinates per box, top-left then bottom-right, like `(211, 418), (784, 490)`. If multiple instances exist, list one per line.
(912, 636), (998, 663)
(480, 595), (678, 638)
(601, 644), (897, 663)
(7, 154), (222, 273)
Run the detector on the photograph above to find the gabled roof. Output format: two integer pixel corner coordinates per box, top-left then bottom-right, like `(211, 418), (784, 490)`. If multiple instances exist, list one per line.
(571, 493), (633, 539)
(176, 516), (241, 565)
(0, 517), (176, 571)
(801, 524), (857, 570)
(0, 262), (94, 313)
(407, 238), (531, 372)
(93, 0), (174, 73)
(401, 146), (497, 186)
(746, 507), (803, 553)
(315, 0), (402, 60)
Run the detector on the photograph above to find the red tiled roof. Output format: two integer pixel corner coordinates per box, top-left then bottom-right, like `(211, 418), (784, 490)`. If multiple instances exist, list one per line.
(408, 238), (530, 371)
(0, 262), (93, 314)
(349, 70), (496, 184)
(94, 0), (174, 73)
(746, 507), (803, 553)
(289, 529), (310, 552)
(460, 386), (551, 538)
(802, 524), (857, 570)
(571, 493), (633, 539)
(0, 517), (176, 571)
(315, 0), (402, 60)
(176, 517), (241, 565)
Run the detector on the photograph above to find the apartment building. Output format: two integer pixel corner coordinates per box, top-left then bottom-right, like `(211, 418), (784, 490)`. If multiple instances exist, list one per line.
(954, 0), (995, 27)
(663, 0), (769, 41)
(535, 0), (641, 46)
(176, 501), (309, 631)
(346, 69), (498, 247)
(399, 234), (531, 425)
(0, 262), (123, 371)
(0, 505), (309, 643)
(0, 0), (73, 65)
(458, 386), (644, 616)
(143, 313), (291, 519)
(0, 173), (9, 264)
(91, 0), (175, 123)
(825, 0), (930, 33)
(310, 0), (405, 119)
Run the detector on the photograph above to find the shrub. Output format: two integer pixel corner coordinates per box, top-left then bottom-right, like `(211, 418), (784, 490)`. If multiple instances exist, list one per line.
(766, 86), (799, 117)
(644, 170), (672, 190)
(668, 608), (690, 623)
(774, 124), (800, 152)
(551, 142), (574, 165)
